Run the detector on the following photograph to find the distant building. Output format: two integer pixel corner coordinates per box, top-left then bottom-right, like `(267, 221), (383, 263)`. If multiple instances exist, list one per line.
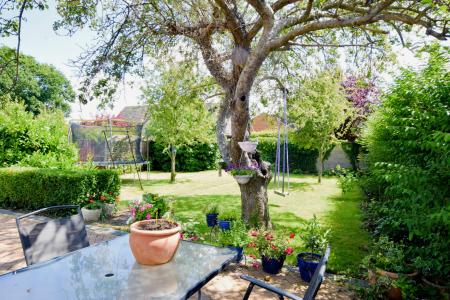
(250, 113), (278, 132)
(114, 105), (149, 125)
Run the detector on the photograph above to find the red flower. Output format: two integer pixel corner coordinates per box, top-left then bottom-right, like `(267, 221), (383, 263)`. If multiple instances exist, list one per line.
(252, 262), (260, 269)
(89, 199), (94, 203)
(180, 233), (184, 240)
(271, 245), (278, 251)
(289, 233), (295, 239)
(264, 233), (273, 241)
(284, 247), (294, 255)
(247, 242), (256, 248)
(100, 195), (106, 201)
(250, 230), (258, 237)
(190, 235), (199, 241)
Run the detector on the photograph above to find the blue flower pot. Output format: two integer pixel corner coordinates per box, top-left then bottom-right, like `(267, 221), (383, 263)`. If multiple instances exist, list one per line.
(297, 253), (321, 283)
(262, 255), (286, 275)
(227, 246), (244, 262)
(206, 213), (218, 227)
(218, 220), (231, 230)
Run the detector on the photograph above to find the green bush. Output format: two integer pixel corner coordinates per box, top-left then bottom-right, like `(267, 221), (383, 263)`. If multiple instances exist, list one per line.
(253, 131), (318, 174)
(361, 45), (450, 283)
(146, 141), (218, 172)
(0, 101), (77, 168)
(0, 167), (120, 210)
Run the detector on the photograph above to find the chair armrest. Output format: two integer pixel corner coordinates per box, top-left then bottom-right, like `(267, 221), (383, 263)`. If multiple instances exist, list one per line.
(240, 275), (303, 300)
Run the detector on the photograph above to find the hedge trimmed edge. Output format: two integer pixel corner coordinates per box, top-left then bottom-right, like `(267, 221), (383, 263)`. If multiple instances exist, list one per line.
(0, 167), (120, 210)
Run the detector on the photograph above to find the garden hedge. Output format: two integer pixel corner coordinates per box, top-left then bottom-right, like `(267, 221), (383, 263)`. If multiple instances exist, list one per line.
(0, 168), (120, 210)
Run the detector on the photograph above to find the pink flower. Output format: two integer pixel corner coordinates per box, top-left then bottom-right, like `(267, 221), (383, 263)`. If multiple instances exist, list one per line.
(180, 233), (184, 240)
(252, 262), (260, 269)
(190, 235), (199, 241)
(146, 213), (151, 220)
(250, 230), (258, 237)
(131, 208), (136, 213)
(284, 247), (294, 255)
(247, 242), (256, 248)
(264, 233), (273, 241)
(140, 206), (145, 212)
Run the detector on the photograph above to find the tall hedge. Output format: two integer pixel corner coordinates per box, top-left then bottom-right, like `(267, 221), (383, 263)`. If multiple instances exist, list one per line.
(361, 46), (450, 282)
(0, 168), (120, 210)
(146, 141), (219, 172)
(253, 131), (318, 174)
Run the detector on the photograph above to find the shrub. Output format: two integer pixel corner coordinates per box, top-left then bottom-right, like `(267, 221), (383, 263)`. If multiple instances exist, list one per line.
(253, 131), (318, 174)
(146, 141), (218, 172)
(0, 101), (77, 168)
(0, 168), (120, 210)
(361, 45), (450, 282)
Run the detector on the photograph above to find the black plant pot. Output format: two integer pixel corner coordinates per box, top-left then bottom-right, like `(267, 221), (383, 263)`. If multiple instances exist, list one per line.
(297, 253), (321, 283)
(206, 213), (218, 227)
(262, 255), (286, 275)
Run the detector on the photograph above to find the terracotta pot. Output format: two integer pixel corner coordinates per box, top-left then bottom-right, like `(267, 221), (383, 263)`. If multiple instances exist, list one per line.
(81, 207), (101, 222)
(129, 220), (181, 265)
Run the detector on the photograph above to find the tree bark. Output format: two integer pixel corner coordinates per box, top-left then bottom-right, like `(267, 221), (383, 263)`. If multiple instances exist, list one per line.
(170, 147), (176, 183)
(318, 150), (323, 184)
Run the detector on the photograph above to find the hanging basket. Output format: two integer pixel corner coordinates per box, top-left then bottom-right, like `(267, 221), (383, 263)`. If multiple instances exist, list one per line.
(234, 175), (252, 184)
(238, 141), (258, 153)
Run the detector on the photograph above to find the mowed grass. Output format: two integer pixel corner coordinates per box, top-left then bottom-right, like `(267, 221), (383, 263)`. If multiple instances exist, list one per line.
(120, 170), (369, 274)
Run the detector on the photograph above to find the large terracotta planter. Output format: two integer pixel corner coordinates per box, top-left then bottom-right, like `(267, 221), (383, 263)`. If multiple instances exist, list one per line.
(129, 220), (181, 265)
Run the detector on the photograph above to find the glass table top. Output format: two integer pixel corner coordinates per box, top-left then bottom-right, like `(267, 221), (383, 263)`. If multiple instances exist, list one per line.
(1, 235), (237, 300)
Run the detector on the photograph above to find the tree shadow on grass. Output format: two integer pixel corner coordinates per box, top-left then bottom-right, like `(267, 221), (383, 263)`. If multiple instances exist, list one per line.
(324, 187), (370, 276)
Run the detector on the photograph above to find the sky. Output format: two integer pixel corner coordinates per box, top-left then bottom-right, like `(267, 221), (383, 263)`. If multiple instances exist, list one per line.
(1, 1), (444, 120)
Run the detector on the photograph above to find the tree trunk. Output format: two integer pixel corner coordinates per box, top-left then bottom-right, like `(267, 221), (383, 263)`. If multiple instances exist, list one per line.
(318, 151), (323, 184)
(170, 148), (176, 183)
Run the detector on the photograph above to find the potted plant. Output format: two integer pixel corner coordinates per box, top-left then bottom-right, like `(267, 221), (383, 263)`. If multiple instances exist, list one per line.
(363, 236), (418, 300)
(238, 141), (258, 153)
(142, 193), (170, 218)
(297, 215), (330, 282)
(81, 198), (102, 222)
(129, 218), (181, 265)
(203, 203), (220, 227)
(225, 163), (258, 184)
(218, 220), (249, 262)
(99, 192), (117, 217)
(218, 212), (237, 231)
(128, 199), (180, 265)
(248, 230), (295, 275)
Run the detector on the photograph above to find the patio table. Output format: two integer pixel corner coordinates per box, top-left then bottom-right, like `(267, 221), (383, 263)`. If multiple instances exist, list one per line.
(0, 234), (238, 300)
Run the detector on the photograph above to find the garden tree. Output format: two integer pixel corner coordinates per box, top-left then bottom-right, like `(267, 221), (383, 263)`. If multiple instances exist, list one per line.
(143, 63), (214, 183)
(0, 47), (75, 115)
(2, 0), (448, 226)
(289, 70), (353, 183)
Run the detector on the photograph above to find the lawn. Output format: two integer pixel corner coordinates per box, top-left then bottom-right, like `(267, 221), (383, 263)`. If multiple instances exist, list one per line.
(120, 170), (370, 275)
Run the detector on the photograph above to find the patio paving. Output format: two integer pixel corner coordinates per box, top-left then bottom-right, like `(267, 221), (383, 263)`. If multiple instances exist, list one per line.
(0, 211), (354, 299)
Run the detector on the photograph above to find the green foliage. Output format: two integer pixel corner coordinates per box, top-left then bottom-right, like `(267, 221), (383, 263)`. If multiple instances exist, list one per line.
(301, 215), (330, 254)
(253, 131), (318, 174)
(146, 141), (218, 172)
(219, 212), (238, 221)
(336, 166), (358, 194)
(289, 70), (354, 181)
(203, 202), (220, 214)
(0, 47), (75, 115)
(248, 230), (295, 259)
(0, 168), (120, 210)
(218, 220), (250, 248)
(341, 142), (362, 170)
(361, 45), (450, 280)
(362, 236), (409, 273)
(0, 101), (77, 168)
(142, 193), (170, 219)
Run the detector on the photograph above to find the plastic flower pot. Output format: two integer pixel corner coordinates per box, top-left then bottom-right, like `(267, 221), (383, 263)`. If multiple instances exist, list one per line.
(218, 220), (232, 230)
(234, 175), (252, 184)
(103, 203), (115, 217)
(129, 219), (181, 265)
(226, 246), (244, 262)
(81, 207), (101, 222)
(206, 213), (218, 227)
(238, 141), (258, 153)
(262, 255), (286, 275)
(297, 253), (321, 282)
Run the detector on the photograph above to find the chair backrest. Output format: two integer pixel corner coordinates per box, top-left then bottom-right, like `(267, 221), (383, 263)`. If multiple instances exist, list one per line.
(16, 205), (90, 266)
(303, 246), (331, 300)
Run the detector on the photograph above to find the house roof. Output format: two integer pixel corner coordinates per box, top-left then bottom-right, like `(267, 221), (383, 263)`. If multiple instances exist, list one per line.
(250, 113), (278, 132)
(115, 106), (148, 124)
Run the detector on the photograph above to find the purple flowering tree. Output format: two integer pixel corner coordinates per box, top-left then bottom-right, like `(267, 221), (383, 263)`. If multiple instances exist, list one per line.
(339, 76), (380, 141)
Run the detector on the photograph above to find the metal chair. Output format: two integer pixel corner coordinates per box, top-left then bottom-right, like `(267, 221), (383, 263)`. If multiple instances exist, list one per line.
(241, 246), (331, 300)
(16, 205), (90, 266)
